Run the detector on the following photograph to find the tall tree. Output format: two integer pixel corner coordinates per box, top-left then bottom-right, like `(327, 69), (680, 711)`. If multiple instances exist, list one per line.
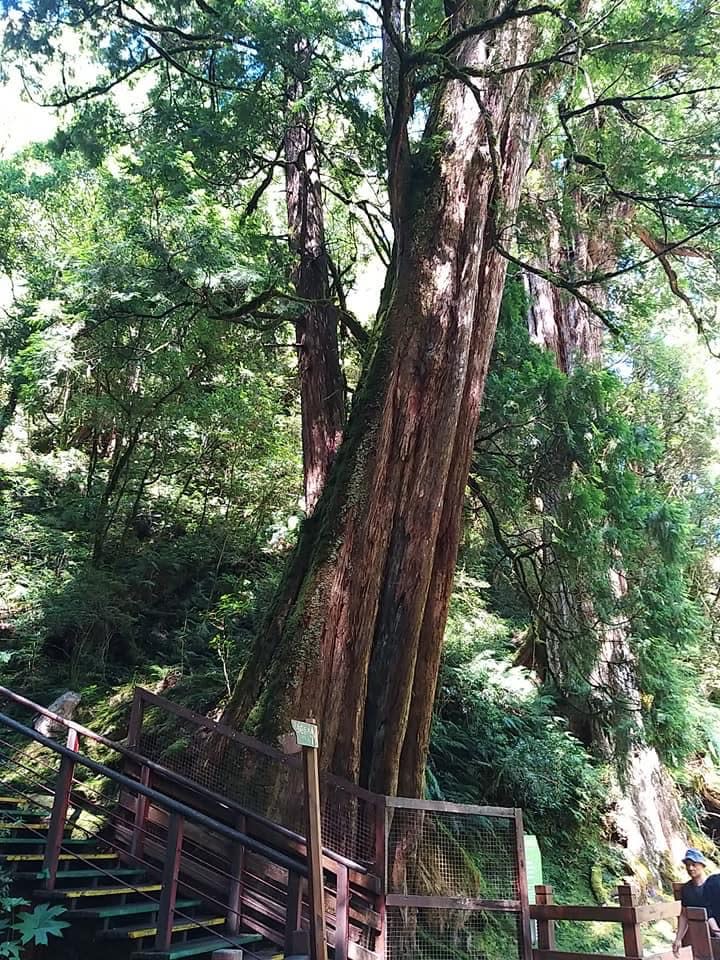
(223, 2), (549, 796)
(4, 0), (720, 799)
(2, 0), (358, 511)
(283, 38), (345, 513)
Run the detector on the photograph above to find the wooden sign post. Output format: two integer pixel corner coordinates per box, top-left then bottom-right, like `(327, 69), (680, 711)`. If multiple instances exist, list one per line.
(292, 718), (327, 960)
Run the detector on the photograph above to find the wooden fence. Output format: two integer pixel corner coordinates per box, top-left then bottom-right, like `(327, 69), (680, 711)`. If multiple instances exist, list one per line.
(529, 882), (715, 960)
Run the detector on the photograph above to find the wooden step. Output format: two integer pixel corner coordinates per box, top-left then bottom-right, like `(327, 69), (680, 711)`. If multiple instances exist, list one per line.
(3, 852), (117, 863)
(132, 933), (261, 959)
(0, 796), (25, 805)
(39, 883), (162, 900)
(14, 867), (145, 881)
(69, 898), (202, 921)
(102, 916), (225, 940)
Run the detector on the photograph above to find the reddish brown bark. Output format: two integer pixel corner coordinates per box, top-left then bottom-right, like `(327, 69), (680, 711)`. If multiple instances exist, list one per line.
(225, 13), (540, 796)
(525, 210), (612, 372)
(284, 48), (345, 515)
(395, 96), (541, 798)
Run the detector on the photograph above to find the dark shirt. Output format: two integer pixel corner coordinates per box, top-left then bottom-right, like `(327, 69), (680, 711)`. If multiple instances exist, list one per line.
(703, 872), (720, 921)
(682, 879), (706, 909)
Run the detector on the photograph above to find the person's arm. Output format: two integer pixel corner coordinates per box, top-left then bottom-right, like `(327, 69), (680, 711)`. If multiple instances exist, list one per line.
(673, 909), (688, 954)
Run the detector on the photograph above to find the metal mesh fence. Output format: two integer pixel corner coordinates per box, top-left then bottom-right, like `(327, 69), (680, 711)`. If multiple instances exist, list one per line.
(136, 694), (379, 865)
(386, 906), (524, 960)
(385, 806), (520, 900)
(133, 690), (530, 960)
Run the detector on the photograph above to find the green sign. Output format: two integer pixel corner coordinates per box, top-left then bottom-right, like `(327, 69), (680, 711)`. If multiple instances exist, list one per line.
(291, 719), (319, 749)
(524, 835), (543, 904)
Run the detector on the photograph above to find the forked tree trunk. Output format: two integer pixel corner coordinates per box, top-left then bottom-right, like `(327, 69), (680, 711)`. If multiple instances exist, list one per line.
(225, 13), (539, 795)
(284, 45), (345, 514)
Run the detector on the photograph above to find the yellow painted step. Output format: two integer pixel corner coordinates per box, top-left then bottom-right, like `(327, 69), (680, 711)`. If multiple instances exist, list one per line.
(0, 797), (23, 804)
(55, 884), (161, 898)
(125, 917), (224, 940)
(5, 853), (117, 862)
(0, 822), (51, 829)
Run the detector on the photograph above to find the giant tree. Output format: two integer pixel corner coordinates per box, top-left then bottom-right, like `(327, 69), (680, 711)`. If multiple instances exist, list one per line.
(5, 0), (720, 798)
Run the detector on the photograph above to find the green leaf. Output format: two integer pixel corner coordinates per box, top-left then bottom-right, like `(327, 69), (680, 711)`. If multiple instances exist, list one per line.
(11, 903), (69, 946)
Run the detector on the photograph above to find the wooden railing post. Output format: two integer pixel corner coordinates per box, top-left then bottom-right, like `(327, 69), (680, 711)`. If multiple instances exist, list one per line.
(155, 813), (183, 952)
(334, 864), (349, 960)
(686, 906), (713, 960)
(299, 722), (327, 960)
(127, 689), (145, 749)
(373, 796), (388, 960)
(43, 728), (78, 890)
(130, 764), (150, 861)
(285, 870), (304, 955)
(617, 883), (643, 958)
(535, 884), (556, 950)
(226, 812), (246, 935)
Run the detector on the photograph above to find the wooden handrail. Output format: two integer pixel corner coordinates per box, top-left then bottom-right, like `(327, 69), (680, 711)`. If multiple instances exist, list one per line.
(531, 902), (681, 923)
(0, 683), (368, 875)
(530, 884), (691, 960)
(0, 708), (309, 879)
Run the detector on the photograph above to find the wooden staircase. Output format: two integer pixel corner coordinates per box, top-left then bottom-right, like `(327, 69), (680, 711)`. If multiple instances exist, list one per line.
(0, 794), (271, 959)
(0, 684), (531, 960)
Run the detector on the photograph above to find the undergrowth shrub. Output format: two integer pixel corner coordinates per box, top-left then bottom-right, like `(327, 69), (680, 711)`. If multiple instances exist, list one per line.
(429, 637), (606, 841)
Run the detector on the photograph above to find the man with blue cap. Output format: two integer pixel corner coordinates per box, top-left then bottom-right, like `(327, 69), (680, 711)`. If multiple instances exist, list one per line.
(673, 848), (710, 956)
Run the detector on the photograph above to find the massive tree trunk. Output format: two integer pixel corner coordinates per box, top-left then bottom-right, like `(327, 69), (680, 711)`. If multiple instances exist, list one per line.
(284, 44), (345, 514)
(225, 12), (540, 796)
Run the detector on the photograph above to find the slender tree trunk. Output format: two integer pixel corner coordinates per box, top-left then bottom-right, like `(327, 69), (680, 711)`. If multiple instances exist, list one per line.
(521, 212), (619, 736)
(284, 44), (345, 514)
(225, 13), (539, 796)
(0, 380), (19, 445)
(525, 201), (615, 372)
(523, 233), (689, 879)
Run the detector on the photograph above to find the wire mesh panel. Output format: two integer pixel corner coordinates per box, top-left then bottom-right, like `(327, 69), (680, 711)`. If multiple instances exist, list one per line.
(386, 906), (525, 960)
(384, 800), (531, 960)
(139, 700), (301, 822)
(385, 805), (521, 900)
(134, 690), (381, 865)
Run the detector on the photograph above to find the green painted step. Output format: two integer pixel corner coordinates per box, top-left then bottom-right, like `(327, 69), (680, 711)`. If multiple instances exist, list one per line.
(101, 916), (225, 940)
(14, 867), (145, 881)
(69, 898), (201, 921)
(0, 821), (54, 829)
(1, 809), (51, 820)
(132, 933), (261, 959)
(3, 851), (117, 862)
